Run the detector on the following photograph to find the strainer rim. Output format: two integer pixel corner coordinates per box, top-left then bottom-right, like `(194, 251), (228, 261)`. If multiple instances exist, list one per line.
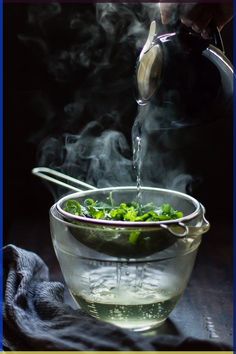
(55, 186), (202, 228)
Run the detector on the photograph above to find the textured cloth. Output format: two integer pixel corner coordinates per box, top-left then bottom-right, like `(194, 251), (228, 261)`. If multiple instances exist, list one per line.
(3, 244), (232, 351)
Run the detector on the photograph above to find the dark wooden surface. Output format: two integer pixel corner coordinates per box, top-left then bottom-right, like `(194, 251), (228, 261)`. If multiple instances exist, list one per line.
(5, 217), (233, 347)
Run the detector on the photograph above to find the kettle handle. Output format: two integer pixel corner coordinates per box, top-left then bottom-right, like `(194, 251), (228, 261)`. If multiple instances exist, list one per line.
(173, 20), (224, 52)
(208, 22), (224, 52)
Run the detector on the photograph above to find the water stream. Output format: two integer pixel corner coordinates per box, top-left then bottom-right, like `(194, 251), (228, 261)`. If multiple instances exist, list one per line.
(131, 112), (145, 288)
(133, 135), (142, 203)
(132, 115), (143, 204)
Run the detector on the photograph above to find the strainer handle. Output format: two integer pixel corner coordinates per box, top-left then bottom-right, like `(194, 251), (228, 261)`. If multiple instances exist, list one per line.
(187, 203), (211, 236)
(32, 167), (97, 192)
(160, 222), (189, 238)
(160, 204), (210, 238)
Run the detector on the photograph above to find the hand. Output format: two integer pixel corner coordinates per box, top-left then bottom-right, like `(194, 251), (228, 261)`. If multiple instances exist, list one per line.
(159, 2), (233, 39)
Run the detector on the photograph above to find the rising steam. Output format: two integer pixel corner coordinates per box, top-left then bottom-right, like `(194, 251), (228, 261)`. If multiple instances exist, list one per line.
(20, 3), (194, 197)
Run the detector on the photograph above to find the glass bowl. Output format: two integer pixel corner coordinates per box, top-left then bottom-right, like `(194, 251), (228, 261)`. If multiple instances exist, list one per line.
(50, 187), (210, 331)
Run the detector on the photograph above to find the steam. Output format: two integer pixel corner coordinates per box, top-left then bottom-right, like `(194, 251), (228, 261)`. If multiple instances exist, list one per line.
(132, 105), (194, 194)
(19, 3), (196, 197)
(28, 3), (61, 28)
(38, 121), (134, 189)
(96, 3), (160, 49)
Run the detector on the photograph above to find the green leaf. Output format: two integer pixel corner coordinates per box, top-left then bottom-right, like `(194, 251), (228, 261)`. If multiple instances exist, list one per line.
(129, 231), (141, 245)
(109, 208), (126, 220)
(175, 211), (184, 218)
(161, 203), (172, 214)
(64, 198), (184, 223)
(93, 210), (106, 219)
(123, 207), (138, 221)
(64, 200), (82, 216)
(84, 198), (96, 207)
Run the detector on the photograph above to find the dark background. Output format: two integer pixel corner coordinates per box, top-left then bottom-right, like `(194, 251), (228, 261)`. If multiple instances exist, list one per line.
(3, 3), (233, 346)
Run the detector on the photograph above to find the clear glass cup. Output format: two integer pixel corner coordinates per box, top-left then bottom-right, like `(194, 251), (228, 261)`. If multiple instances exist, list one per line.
(50, 187), (209, 332)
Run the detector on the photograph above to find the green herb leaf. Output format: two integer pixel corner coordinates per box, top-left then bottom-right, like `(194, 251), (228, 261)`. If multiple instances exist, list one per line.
(129, 231), (141, 245)
(64, 197), (184, 222)
(64, 200), (82, 216)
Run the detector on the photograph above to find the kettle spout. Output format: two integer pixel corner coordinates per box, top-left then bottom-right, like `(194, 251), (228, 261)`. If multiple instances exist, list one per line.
(139, 20), (157, 60)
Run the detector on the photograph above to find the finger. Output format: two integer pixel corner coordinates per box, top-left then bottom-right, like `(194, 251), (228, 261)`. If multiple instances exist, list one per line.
(191, 24), (201, 33)
(201, 29), (211, 39)
(191, 15), (212, 35)
(159, 2), (178, 25)
(192, 12), (212, 31)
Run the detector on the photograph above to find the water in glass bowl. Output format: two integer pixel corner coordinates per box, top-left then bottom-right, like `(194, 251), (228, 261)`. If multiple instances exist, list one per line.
(66, 263), (184, 331)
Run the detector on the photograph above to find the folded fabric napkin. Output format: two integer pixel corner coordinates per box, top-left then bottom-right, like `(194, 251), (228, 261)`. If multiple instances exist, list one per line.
(3, 244), (232, 351)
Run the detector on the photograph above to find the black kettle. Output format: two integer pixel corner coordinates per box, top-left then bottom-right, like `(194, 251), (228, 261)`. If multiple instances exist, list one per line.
(136, 21), (233, 128)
